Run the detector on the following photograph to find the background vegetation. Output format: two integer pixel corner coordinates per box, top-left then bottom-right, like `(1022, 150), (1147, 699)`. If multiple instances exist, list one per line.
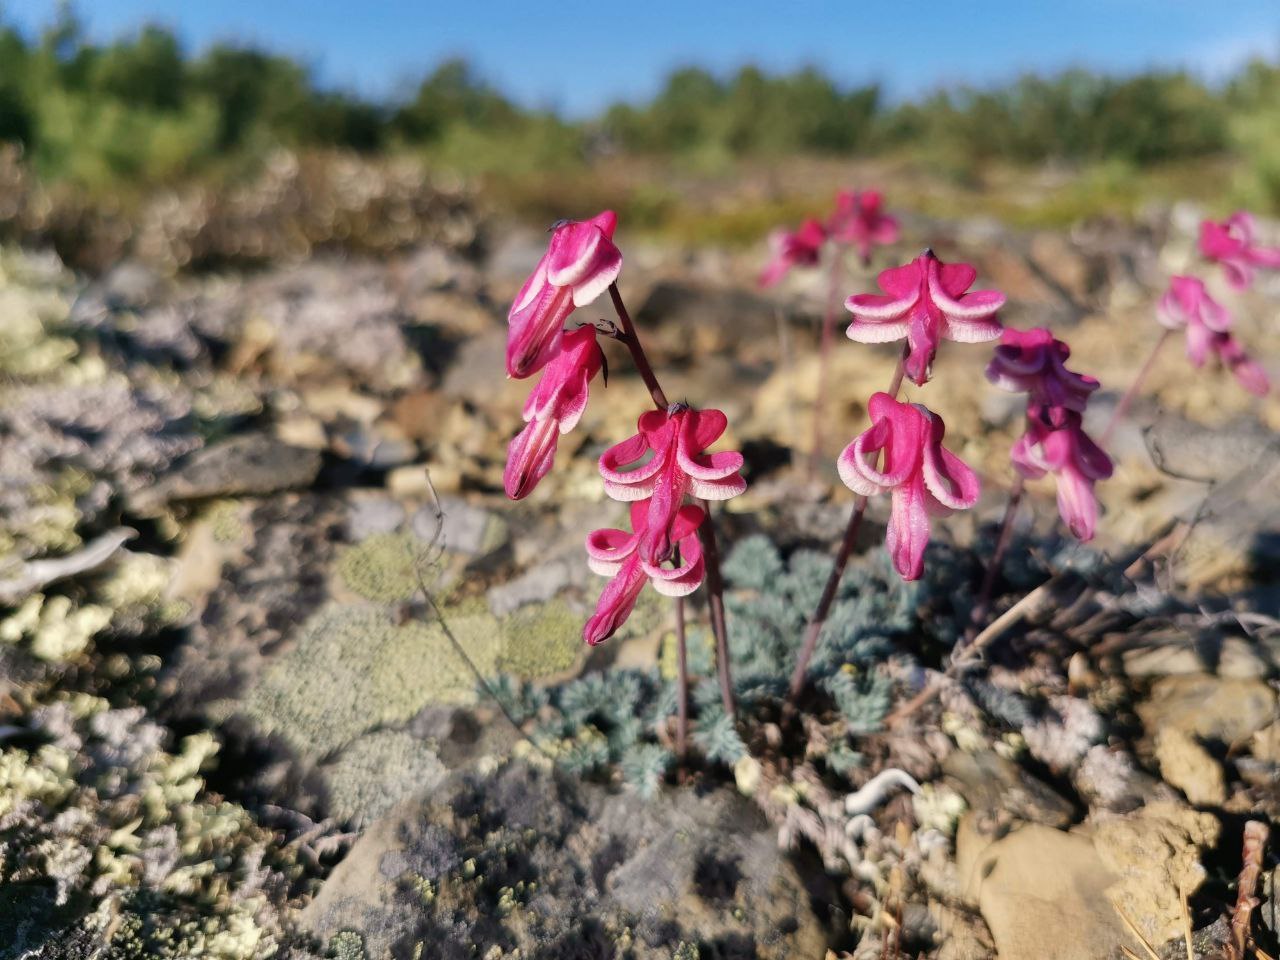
(1, 7), (1278, 259)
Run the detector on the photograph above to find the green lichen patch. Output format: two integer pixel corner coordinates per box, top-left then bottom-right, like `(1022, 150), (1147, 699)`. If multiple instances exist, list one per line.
(335, 531), (455, 604)
(241, 603), (503, 759)
(495, 598), (583, 679)
(321, 730), (447, 825)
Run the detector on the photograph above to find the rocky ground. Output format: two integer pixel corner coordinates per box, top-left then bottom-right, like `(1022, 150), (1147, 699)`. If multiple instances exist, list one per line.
(0, 199), (1277, 960)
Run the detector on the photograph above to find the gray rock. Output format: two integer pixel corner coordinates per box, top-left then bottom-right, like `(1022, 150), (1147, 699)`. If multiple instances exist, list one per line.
(131, 433), (322, 510)
(301, 762), (831, 960)
(1145, 413), (1278, 483)
(412, 496), (506, 558)
(486, 558), (573, 616)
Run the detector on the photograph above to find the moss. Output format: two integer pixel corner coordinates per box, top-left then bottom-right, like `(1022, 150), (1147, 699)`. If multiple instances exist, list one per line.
(495, 598), (582, 679)
(321, 731), (446, 825)
(0, 594), (113, 662)
(336, 531), (452, 604)
(242, 603), (503, 758)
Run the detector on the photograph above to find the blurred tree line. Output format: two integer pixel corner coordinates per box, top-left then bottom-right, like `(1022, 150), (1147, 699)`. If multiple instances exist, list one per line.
(1, 8), (1278, 207)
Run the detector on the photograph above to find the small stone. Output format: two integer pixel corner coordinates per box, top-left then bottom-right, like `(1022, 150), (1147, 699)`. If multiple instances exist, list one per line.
(1137, 674), (1277, 743)
(1154, 728), (1227, 806)
(131, 433), (322, 510)
(346, 497), (406, 541)
(413, 497), (507, 558)
(486, 560), (573, 616)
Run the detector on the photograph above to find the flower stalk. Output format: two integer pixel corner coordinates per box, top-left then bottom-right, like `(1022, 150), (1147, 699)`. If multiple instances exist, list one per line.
(1099, 328), (1170, 448)
(966, 473), (1024, 639)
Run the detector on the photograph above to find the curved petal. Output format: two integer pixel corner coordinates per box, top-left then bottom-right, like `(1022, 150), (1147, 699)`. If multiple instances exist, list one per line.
(570, 243), (623, 307)
(942, 314), (1003, 343)
(846, 318), (910, 343)
(885, 475), (931, 581)
(599, 430), (663, 485)
(845, 291), (913, 322)
(585, 526), (640, 573)
(504, 419), (561, 500)
(1054, 465), (1099, 541)
(877, 261), (923, 299)
(935, 261), (976, 298)
(1010, 432), (1048, 479)
(642, 531), (705, 597)
(1185, 321), (1214, 368)
(583, 555), (648, 645)
(921, 421), (980, 511)
(688, 473), (747, 500)
(506, 283), (574, 379)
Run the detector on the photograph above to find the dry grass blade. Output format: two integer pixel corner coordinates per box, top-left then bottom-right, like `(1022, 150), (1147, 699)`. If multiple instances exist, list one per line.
(1180, 884), (1194, 960)
(1227, 820), (1270, 960)
(1111, 896), (1163, 960)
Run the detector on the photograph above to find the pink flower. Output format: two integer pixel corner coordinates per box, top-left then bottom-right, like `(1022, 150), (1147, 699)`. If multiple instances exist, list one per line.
(845, 249), (1005, 386)
(583, 500), (706, 645)
(1011, 412), (1113, 541)
(837, 393), (980, 581)
(599, 404), (746, 565)
(1213, 334), (1271, 397)
(504, 326), (604, 500)
(827, 189), (899, 264)
(986, 327), (1099, 427)
(1157, 276), (1270, 396)
(1198, 212), (1280, 290)
(506, 211), (622, 379)
(759, 218), (827, 287)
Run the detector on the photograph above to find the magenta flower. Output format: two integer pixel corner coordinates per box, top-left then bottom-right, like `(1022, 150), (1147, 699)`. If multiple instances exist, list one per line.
(1012, 412), (1113, 541)
(827, 189), (900, 264)
(583, 500), (706, 645)
(1211, 334), (1271, 397)
(503, 326), (604, 500)
(845, 249), (1005, 386)
(599, 405), (746, 565)
(986, 327), (1099, 427)
(506, 211), (622, 379)
(837, 393), (980, 581)
(1198, 212), (1280, 290)
(759, 218), (827, 287)
(1157, 275), (1269, 396)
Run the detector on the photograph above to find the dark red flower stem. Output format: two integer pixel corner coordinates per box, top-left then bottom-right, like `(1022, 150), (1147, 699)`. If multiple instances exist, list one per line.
(608, 282), (668, 410)
(698, 498), (736, 718)
(965, 473), (1025, 641)
(788, 347), (907, 704)
(1100, 328), (1170, 448)
(808, 247), (844, 481)
(607, 281), (735, 718)
(674, 596), (688, 758)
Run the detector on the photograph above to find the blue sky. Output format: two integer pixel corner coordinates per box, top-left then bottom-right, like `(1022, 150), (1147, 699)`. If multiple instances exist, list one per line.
(5, 1), (1278, 115)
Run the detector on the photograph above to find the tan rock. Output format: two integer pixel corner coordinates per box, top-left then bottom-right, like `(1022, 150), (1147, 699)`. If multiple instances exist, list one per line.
(1137, 674), (1277, 743)
(1093, 802), (1219, 948)
(1154, 728), (1227, 806)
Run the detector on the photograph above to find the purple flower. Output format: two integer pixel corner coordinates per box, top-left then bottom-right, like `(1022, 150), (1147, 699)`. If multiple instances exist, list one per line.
(504, 326), (603, 499)
(1198, 212), (1280, 290)
(837, 392), (980, 581)
(827, 189), (899, 264)
(846, 250), (1005, 386)
(759, 218), (827, 287)
(1011, 412), (1113, 541)
(1157, 275), (1269, 396)
(599, 405), (746, 566)
(986, 327), (1099, 427)
(506, 211), (621, 379)
(583, 500), (706, 645)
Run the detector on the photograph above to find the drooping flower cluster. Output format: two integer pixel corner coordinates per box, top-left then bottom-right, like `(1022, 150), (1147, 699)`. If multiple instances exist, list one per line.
(502, 213), (618, 500)
(827, 189), (900, 265)
(586, 404), (746, 643)
(504, 326), (604, 499)
(759, 189), (899, 287)
(759, 218), (826, 287)
(837, 393), (980, 580)
(1198, 212), (1280, 291)
(986, 327), (1099, 426)
(1157, 275), (1269, 397)
(506, 211), (621, 379)
(583, 501), (706, 645)
(986, 327), (1112, 541)
(846, 249), (1005, 386)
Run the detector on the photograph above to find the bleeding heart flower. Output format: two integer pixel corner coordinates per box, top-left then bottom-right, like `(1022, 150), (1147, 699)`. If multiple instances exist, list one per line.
(506, 211), (622, 379)
(827, 189), (900, 264)
(504, 325), (604, 499)
(986, 327), (1099, 427)
(583, 500), (706, 645)
(1156, 276), (1269, 396)
(759, 218), (827, 287)
(599, 404), (746, 565)
(846, 249), (1005, 386)
(837, 392), (980, 581)
(1011, 411), (1113, 541)
(1198, 212), (1280, 290)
